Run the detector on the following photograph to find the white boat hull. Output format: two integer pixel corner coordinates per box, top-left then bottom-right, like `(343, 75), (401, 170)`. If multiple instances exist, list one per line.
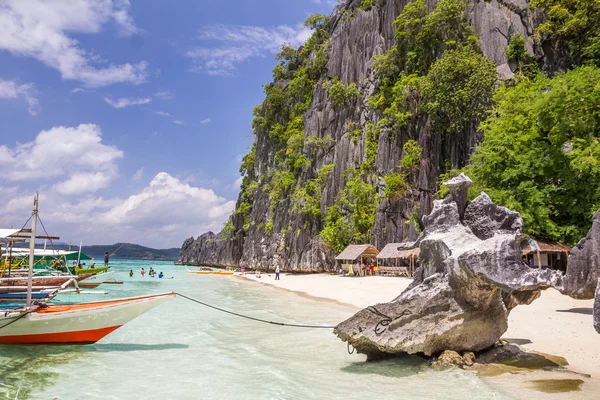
(0, 292), (175, 344)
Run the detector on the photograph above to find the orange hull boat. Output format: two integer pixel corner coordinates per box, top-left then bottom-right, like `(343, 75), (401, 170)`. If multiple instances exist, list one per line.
(0, 293), (175, 345)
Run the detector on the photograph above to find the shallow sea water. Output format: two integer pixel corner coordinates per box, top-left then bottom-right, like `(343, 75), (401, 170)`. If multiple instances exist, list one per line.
(0, 260), (514, 400)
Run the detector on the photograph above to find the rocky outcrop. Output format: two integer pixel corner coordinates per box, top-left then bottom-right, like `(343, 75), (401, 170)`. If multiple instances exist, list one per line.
(431, 350), (475, 368)
(334, 174), (564, 358)
(180, 232), (240, 266)
(595, 281), (600, 334)
(181, 0), (568, 271)
(563, 210), (600, 299)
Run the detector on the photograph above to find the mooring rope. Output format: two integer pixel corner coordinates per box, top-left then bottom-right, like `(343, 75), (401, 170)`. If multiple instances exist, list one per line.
(347, 342), (355, 354)
(366, 305), (412, 336)
(0, 309), (31, 331)
(175, 292), (336, 329)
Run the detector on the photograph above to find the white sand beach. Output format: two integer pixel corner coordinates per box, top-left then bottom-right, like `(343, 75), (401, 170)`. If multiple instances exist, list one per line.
(239, 273), (599, 378)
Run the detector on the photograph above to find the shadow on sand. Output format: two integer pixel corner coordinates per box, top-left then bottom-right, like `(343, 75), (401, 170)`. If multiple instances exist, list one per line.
(502, 338), (532, 345)
(556, 307), (593, 315)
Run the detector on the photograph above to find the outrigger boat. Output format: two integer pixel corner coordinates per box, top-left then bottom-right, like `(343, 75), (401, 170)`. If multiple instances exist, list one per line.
(77, 270), (116, 289)
(185, 266), (235, 276)
(0, 293), (174, 344)
(0, 193), (174, 345)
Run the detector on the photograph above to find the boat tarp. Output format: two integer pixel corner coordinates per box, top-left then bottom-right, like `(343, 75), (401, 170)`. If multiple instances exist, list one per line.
(8, 249), (92, 261)
(0, 229), (21, 239)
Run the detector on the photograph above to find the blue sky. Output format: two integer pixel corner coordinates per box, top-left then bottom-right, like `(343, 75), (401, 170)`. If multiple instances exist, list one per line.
(0, 0), (337, 248)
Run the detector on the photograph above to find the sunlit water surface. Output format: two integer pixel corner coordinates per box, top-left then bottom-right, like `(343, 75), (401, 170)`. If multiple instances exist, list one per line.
(0, 260), (513, 399)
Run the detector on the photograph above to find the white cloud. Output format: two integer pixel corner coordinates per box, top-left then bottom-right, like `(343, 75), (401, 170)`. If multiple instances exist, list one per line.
(0, 79), (40, 115)
(53, 172), (113, 195)
(154, 110), (172, 117)
(0, 124), (123, 194)
(0, 0), (148, 87)
(154, 91), (174, 100)
(225, 176), (243, 192)
(186, 24), (312, 76)
(132, 167), (144, 181)
(104, 96), (151, 108)
(200, 118), (211, 125)
(311, 0), (338, 5)
(173, 119), (184, 125)
(1, 172), (236, 248)
(64, 173), (233, 247)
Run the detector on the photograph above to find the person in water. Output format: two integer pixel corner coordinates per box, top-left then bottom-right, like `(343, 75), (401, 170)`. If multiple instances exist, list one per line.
(158, 272), (163, 278)
(275, 265), (280, 280)
(141, 268), (146, 276)
(104, 252), (110, 267)
(129, 270), (133, 277)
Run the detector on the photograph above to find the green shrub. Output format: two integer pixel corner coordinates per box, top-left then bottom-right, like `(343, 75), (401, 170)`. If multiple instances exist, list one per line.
(384, 173), (407, 199)
(265, 221), (274, 234)
(400, 140), (422, 169)
(360, 0), (376, 11)
(422, 47), (497, 135)
(327, 77), (361, 107)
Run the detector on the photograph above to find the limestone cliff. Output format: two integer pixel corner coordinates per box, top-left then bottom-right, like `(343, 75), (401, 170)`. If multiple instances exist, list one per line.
(181, 0), (563, 270)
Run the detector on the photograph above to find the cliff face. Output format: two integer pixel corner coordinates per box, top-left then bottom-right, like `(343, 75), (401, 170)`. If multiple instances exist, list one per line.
(182, 0), (558, 270)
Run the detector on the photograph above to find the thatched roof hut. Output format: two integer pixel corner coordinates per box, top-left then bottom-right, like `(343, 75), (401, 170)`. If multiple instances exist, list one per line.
(522, 238), (571, 255)
(335, 244), (379, 262)
(377, 244), (420, 260)
(376, 243), (419, 276)
(521, 238), (571, 272)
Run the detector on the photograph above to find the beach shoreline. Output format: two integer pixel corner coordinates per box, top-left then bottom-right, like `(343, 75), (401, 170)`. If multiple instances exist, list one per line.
(237, 272), (599, 397)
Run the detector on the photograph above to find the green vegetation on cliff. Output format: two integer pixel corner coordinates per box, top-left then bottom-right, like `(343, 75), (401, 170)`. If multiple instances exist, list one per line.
(222, 13), (331, 240)
(462, 65), (600, 245)
(370, 0), (496, 135)
(441, 0), (600, 246)
(532, 0), (600, 66)
(223, 0), (600, 257)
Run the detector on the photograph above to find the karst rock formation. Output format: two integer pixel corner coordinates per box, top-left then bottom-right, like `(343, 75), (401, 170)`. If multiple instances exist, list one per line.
(335, 174), (598, 359)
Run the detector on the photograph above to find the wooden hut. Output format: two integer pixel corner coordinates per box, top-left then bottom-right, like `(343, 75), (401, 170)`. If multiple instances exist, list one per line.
(335, 244), (379, 276)
(522, 238), (571, 272)
(376, 244), (420, 277)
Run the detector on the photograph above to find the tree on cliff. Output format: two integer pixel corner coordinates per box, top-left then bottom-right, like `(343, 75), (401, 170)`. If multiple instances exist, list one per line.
(465, 66), (600, 245)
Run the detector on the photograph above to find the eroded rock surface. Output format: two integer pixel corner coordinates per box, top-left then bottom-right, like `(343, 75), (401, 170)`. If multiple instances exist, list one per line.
(563, 210), (600, 299)
(335, 174), (564, 358)
(594, 281), (600, 334)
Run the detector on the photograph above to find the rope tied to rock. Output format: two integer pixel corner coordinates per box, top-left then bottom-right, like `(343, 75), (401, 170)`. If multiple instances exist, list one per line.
(175, 292), (336, 329)
(366, 306), (412, 336)
(347, 342), (355, 354)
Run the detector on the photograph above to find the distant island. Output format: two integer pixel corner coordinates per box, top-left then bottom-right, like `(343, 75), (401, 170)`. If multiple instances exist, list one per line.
(16, 242), (181, 261)
(82, 243), (181, 260)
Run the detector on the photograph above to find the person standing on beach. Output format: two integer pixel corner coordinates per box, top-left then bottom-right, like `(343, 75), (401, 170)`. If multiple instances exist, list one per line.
(275, 265), (280, 280)
(104, 252), (110, 267)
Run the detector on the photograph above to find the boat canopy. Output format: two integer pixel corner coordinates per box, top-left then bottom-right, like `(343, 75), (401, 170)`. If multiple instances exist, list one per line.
(8, 249), (92, 261)
(0, 229), (21, 239)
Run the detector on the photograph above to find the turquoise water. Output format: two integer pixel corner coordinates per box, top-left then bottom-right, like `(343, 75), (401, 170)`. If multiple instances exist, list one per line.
(0, 260), (512, 399)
